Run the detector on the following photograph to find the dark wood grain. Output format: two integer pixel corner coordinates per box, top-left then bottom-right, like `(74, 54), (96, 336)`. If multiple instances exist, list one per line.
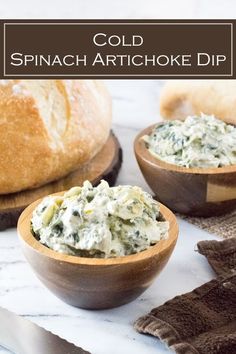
(17, 199), (178, 310)
(134, 125), (236, 217)
(0, 132), (122, 230)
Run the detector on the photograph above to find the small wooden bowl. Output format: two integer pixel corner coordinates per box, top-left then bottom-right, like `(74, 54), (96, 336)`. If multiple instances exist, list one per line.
(17, 193), (178, 310)
(134, 124), (236, 217)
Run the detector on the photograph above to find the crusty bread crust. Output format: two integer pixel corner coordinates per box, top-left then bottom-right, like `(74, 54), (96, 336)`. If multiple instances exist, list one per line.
(0, 80), (112, 194)
(160, 80), (236, 125)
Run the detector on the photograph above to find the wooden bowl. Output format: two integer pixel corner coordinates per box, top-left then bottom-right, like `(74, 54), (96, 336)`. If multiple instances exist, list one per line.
(17, 193), (178, 310)
(134, 124), (236, 217)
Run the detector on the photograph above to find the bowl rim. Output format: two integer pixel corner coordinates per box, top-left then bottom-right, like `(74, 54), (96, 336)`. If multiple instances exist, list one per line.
(17, 191), (178, 266)
(134, 124), (236, 175)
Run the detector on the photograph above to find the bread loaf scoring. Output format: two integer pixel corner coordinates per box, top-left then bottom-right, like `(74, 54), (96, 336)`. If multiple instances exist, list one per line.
(0, 80), (112, 194)
(160, 80), (236, 125)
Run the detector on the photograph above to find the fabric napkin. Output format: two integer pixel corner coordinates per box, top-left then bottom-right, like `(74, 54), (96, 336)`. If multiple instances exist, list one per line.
(134, 238), (236, 354)
(180, 210), (236, 240)
(198, 238), (236, 277)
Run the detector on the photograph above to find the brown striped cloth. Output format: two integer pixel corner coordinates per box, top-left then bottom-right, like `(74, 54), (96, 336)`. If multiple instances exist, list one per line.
(134, 238), (236, 354)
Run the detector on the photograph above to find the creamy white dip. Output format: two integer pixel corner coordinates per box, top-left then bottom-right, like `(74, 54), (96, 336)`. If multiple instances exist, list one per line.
(31, 180), (169, 258)
(143, 114), (236, 168)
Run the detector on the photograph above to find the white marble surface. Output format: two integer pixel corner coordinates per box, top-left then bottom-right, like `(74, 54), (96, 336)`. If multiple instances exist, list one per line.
(0, 80), (220, 354)
(0, 0), (235, 19)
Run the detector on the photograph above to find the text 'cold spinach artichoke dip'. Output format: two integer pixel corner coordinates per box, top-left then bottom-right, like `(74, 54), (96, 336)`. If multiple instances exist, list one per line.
(143, 114), (236, 168)
(31, 180), (169, 258)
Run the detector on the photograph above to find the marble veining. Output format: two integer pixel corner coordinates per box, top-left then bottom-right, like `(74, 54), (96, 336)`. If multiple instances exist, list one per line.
(0, 213), (217, 354)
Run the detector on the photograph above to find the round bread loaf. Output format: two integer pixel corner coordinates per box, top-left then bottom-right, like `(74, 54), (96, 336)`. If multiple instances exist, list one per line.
(0, 80), (112, 194)
(160, 80), (236, 125)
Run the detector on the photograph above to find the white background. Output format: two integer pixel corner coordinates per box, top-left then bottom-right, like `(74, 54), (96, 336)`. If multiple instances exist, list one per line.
(0, 0), (235, 19)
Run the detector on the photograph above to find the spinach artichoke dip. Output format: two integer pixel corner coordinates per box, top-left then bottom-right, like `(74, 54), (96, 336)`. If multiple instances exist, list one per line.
(31, 180), (169, 258)
(143, 114), (236, 168)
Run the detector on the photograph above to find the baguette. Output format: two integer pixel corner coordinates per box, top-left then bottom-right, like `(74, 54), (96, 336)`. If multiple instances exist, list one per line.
(0, 80), (111, 194)
(160, 80), (236, 125)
